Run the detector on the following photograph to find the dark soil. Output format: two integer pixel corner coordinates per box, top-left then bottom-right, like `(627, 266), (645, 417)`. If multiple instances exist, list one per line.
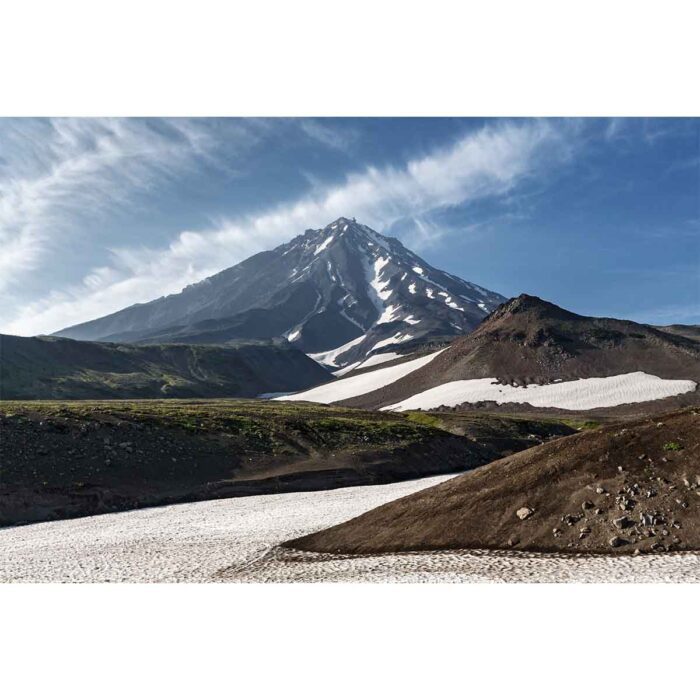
(0, 399), (574, 527)
(286, 407), (700, 555)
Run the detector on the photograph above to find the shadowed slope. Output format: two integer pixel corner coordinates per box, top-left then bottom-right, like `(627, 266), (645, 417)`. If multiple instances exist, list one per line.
(0, 334), (331, 400)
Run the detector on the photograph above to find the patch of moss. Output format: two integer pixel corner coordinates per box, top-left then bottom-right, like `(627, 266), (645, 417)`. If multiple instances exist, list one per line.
(663, 441), (682, 451)
(404, 411), (444, 429)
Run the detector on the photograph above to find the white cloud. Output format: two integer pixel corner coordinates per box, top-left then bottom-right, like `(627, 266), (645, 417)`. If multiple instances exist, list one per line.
(0, 118), (222, 293)
(2, 119), (576, 336)
(298, 118), (359, 153)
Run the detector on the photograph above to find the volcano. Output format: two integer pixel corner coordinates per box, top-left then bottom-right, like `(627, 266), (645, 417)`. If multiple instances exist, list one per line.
(55, 218), (505, 368)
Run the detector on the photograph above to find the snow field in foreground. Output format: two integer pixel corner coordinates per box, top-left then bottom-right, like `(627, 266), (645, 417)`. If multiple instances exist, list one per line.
(382, 372), (697, 412)
(275, 349), (443, 404)
(2, 472), (698, 582)
(0, 475), (453, 583)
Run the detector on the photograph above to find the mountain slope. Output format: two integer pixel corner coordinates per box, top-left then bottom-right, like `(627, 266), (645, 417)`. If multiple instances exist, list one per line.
(55, 217), (505, 368)
(285, 408), (700, 555)
(333, 294), (700, 410)
(0, 334), (332, 400)
(657, 324), (700, 342)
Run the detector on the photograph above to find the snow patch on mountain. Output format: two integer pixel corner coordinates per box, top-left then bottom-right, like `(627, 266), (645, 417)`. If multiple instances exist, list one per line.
(308, 334), (366, 368)
(331, 362), (362, 377)
(370, 257), (392, 301)
(382, 373), (697, 412)
(315, 235), (334, 255)
(275, 350), (443, 404)
(371, 331), (415, 351)
(332, 351), (409, 377)
(377, 304), (402, 325)
(357, 352), (406, 369)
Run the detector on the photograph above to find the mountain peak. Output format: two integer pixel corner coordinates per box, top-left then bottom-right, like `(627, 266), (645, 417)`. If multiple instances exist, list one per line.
(56, 218), (506, 368)
(327, 216), (356, 227)
(485, 294), (583, 324)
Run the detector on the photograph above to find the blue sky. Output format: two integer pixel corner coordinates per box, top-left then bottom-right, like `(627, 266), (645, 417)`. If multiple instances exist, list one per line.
(0, 117), (697, 336)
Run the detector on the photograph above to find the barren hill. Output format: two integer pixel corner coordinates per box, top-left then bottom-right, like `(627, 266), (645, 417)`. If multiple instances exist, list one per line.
(287, 408), (700, 555)
(340, 295), (700, 410)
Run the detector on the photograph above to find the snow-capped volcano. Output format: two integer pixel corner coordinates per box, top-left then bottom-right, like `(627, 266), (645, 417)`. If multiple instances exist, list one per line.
(56, 217), (505, 368)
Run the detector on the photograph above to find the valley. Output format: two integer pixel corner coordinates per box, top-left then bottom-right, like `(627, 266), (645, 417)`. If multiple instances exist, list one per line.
(1, 217), (698, 583)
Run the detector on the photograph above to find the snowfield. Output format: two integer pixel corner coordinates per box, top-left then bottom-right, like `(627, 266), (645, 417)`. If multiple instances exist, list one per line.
(307, 333), (366, 368)
(1, 475), (698, 583)
(332, 352), (407, 377)
(382, 372), (697, 412)
(0, 476), (449, 583)
(275, 349), (442, 404)
(356, 351), (406, 369)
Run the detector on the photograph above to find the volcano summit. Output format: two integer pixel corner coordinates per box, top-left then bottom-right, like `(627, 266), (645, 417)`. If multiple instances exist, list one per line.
(56, 218), (505, 368)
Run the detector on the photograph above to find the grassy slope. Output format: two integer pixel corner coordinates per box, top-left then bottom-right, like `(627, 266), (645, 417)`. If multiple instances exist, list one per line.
(0, 334), (331, 400)
(0, 399), (575, 526)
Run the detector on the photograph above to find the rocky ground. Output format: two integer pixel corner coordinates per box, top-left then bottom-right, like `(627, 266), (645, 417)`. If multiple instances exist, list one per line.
(289, 408), (700, 556)
(0, 400), (574, 526)
(1, 474), (697, 583)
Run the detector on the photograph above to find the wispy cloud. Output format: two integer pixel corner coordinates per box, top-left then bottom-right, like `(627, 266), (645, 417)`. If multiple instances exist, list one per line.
(0, 118), (264, 294)
(298, 118), (360, 154)
(2, 119), (577, 336)
(0, 118), (215, 292)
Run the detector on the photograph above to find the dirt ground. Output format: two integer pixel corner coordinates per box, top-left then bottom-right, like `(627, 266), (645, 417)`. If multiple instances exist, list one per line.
(0, 399), (573, 526)
(287, 407), (700, 555)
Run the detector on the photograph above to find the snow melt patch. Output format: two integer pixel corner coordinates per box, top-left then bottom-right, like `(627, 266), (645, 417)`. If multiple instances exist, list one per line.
(439, 292), (464, 311)
(371, 256), (392, 301)
(382, 373), (697, 412)
(377, 303), (401, 325)
(371, 332), (415, 351)
(357, 352), (406, 369)
(274, 350), (442, 404)
(332, 362), (362, 378)
(315, 235), (334, 255)
(332, 352), (406, 377)
(307, 334), (366, 368)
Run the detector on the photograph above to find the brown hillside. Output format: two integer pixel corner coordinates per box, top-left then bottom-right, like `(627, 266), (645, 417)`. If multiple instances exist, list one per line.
(341, 295), (700, 410)
(286, 408), (700, 555)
